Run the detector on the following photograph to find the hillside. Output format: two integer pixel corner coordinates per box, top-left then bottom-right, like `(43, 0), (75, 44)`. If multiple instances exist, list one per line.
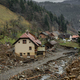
(0, 4), (30, 29)
(0, 4), (31, 44)
(63, 0), (80, 5)
(0, 0), (69, 32)
(0, 0), (76, 44)
(39, 1), (80, 31)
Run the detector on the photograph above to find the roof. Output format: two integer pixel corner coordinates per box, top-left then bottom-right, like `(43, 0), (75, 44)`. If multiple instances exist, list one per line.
(49, 40), (57, 45)
(53, 31), (60, 36)
(40, 32), (48, 36)
(13, 32), (41, 46)
(45, 31), (50, 35)
(72, 35), (79, 38)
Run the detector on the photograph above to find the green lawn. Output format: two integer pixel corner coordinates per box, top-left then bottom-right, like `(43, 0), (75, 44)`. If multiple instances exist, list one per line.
(59, 40), (79, 48)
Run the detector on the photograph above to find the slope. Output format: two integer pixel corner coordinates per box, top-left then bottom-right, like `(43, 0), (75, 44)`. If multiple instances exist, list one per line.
(39, 1), (80, 31)
(0, 4), (30, 28)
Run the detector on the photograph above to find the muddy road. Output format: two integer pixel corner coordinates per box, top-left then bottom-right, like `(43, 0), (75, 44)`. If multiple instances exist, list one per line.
(0, 49), (77, 80)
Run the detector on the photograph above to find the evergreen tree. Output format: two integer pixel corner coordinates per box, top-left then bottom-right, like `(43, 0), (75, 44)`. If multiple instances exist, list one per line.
(20, 0), (25, 13)
(44, 15), (49, 29)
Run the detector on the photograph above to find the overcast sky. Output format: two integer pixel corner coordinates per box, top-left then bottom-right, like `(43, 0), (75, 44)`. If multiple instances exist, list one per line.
(33, 0), (66, 3)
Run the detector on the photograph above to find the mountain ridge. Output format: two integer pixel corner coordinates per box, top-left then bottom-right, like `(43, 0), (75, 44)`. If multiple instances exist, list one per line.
(39, 1), (80, 31)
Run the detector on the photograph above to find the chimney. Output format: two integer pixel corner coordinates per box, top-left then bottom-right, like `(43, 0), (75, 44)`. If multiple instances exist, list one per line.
(26, 30), (29, 35)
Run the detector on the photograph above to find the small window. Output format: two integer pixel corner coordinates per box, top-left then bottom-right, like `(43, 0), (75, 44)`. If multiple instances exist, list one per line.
(29, 41), (31, 43)
(27, 53), (30, 56)
(24, 53), (25, 55)
(18, 41), (20, 43)
(23, 40), (26, 44)
(20, 53), (22, 56)
(29, 47), (32, 50)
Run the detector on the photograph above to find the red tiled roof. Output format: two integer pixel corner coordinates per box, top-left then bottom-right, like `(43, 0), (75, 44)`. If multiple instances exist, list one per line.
(72, 35), (79, 38)
(45, 31), (50, 35)
(20, 32), (41, 46)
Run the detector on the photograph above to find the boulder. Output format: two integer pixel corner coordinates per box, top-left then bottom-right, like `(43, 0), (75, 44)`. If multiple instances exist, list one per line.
(77, 75), (80, 80)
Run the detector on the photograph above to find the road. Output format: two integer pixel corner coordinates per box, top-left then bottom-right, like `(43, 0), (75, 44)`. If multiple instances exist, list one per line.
(0, 49), (76, 80)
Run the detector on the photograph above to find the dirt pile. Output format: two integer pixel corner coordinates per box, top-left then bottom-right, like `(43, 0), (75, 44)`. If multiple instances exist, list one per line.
(61, 57), (80, 80)
(0, 44), (34, 73)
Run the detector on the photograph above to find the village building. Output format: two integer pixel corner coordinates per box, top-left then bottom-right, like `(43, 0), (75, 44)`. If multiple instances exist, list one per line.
(13, 30), (43, 59)
(37, 46), (45, 56)
(45, 40), (57, 49)
(58, 33), (70, 39)
(53, 31), (60, 39)
(72, 35), (79, 42)
(39, 32), (48, 39)
(45, 31), (50, 35)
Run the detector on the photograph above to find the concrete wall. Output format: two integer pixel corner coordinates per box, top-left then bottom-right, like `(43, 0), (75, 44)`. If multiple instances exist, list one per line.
(15, 39), (35, 58)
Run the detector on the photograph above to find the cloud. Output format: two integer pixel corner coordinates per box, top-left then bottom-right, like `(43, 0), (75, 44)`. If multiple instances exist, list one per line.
(33, 0), (65, 3)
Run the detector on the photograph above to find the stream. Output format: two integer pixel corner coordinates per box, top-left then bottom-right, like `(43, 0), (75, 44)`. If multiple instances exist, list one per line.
(40, 54), (78, 80)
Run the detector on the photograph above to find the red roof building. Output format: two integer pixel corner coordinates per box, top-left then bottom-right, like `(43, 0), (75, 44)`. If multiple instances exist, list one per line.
(13, 31), (42, 59)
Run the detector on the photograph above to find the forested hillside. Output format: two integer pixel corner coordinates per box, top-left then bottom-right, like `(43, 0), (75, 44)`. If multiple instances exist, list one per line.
(0, 0), (69, 44)
(39, 1), (80, 30)
(0, 0), (68, 32)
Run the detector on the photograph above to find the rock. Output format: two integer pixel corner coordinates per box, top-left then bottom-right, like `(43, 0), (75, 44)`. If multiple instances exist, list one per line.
(19, 78), (24, 80)
(77, 75), (80, 80)
(78, 57), (80, 60)
(20, 61), (23, 64)
(69, 75), (76, 79)
(64, 76), (69, 79)
(75, 53), (78, 56)
(19, 75), (25, 78)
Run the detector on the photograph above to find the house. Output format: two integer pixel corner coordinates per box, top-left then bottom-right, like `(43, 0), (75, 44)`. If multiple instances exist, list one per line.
(58, 33), (70, 39)
(39, 32), (48, 39)
(37, 46), (45, 56)
(49, 32), (54, 39)
(45, 40), (57, 49)
(45, 31), (50, 35)
(72, 35), (79, 42)
(13, 30), (41, 59)
(53, 31), (60, 39)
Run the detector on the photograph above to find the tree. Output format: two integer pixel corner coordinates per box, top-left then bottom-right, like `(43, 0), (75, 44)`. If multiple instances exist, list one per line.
(20, 0), (25, 13)
(44, 15), (49, 30)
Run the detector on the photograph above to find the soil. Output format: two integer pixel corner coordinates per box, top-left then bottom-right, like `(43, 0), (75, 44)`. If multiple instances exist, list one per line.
(0, 44), (78, 80)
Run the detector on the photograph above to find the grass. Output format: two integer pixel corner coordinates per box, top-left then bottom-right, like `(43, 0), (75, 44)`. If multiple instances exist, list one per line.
(0, 4), (31, 28)
(0, 36), (15, 44)
(59, 39), (80, 48)
(0, 4), (31, 44)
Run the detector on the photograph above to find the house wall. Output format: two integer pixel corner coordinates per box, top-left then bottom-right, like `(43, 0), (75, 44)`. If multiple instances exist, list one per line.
(15, 39), (35, 58)
(39, 34), (47, 38)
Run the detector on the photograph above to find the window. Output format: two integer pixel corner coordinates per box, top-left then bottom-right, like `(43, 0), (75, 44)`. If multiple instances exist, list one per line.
(27, 53), (30, 56)
(20, 53), (22, 56)
(23, 40), (26, 44)
(29, 47), (32, 50)
(18, 41), (20, 43)
(24, 53), (25, 55)
(29, 41), (31, 43)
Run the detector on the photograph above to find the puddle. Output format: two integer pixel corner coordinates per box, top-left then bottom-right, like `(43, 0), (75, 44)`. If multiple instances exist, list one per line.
(40, 75), (50, 80)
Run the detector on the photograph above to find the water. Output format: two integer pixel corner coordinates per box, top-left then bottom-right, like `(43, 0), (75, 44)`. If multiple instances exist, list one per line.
(58, 66), (63, 74)
(54, 64), (58, 68)
(61, 60), (65, 67)
(40, 75), (50, 80)
(56, 66), (63, 74)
